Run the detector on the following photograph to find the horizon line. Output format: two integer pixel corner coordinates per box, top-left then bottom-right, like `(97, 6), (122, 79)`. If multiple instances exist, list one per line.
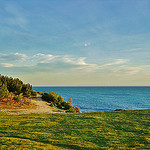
(33, 85), (150, 87)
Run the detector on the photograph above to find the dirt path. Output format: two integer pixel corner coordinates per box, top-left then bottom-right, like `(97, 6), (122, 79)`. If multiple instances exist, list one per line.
(1, 95), (65, 115)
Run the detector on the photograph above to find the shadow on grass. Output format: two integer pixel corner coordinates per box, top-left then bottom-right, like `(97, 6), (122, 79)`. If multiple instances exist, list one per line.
(53, 143), (97, 150)
(0, 132), (88, 150)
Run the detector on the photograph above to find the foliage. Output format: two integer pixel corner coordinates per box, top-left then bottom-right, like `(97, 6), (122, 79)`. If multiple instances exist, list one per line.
(74, 106), (80, 113)
(21, 84), (32, 97)
(68, 98), (72, 105)
(13, 94), (22, 102)
(61, 101), (72, 110)
(37, 91), (43, 95)
(0, 109), (149, 149)
(42, 92), (80, 112)
(0, 74), (35, 98)
(0, 83), (9, 100)
(42, 92), (62, 106)
(31, 91), (37, 97)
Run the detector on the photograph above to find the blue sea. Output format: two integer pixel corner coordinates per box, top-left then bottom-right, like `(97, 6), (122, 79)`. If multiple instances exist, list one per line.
(33, 86), (150, 113)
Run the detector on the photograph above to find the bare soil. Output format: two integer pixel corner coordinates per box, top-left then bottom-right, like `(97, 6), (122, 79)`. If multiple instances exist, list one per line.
(0, 95), (65, 115)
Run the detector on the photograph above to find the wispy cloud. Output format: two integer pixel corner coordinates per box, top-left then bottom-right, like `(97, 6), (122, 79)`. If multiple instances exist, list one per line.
(124, 48), (142, 52)
(0, 63), (14, 68)
(0, 52), (149, 76)
(60, 56), (98, 72)
(5, 2), (28, 29)
(61, 57), (87, 65)
(32, 53), (59, 63)
(0, 53), (27, 62)
(110, 65), (150, 75)
(100, 59), (128, 67)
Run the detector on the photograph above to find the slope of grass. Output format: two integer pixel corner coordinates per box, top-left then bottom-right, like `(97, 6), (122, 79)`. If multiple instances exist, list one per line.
(0, 110), (149, 149)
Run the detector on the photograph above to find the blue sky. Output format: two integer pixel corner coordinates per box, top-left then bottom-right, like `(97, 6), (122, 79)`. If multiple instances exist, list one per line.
(0, 0), (150, 86)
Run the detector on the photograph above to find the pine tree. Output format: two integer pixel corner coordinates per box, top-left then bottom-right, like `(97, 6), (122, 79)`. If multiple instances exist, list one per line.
(0, 84), (9, 100)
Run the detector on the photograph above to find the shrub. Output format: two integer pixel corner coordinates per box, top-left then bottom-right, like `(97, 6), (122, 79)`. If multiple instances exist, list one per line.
(42, 92), (51, 102)
(0, 84), (9, 100)
(31, 91), (37, 97)
(75, 107), (80, 113)
(37, 91), (43, 95)
(61, 101), (72, 110)
(13, 95), (21, 102)
(67, 107), (75, 113)
(41, 91), (80, 113)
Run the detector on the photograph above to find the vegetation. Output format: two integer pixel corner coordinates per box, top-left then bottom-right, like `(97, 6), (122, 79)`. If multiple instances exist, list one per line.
(0, 74), (36, 98)
(0, 83), (9, 100)
(0, 75), (37, 108)
(42, 91), (80, 113)
(0, 109), (149, 149)
(13, 93), (22, 102)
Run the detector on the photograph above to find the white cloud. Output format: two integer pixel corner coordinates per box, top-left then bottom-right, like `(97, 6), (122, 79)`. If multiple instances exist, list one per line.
(0, 53), (27, 63)
(32, 53), (58, 63)
(60, 56), (98, 72)
(1, 52), (149, 76)
(14, 53), (27, 59)
(110, 65), (148, 75)
(0, 53), (27, 62)
(0, 63), (14, 67)
(61, 57), (87, 65)
(100, 59), (128, 67)
(76, 57), (87, 65)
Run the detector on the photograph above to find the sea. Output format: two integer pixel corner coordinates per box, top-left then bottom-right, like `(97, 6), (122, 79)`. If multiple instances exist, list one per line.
(33, 86), (150, 113)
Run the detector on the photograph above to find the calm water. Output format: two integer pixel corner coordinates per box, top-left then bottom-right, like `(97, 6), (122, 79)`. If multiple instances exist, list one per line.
(33, 86), (150, 113)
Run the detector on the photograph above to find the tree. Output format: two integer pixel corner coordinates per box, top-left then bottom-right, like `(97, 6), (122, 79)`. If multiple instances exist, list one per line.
(0, 84), (9, 100)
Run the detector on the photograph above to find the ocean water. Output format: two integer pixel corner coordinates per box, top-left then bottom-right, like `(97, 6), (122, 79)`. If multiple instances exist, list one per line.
(33, 86), (150, 113)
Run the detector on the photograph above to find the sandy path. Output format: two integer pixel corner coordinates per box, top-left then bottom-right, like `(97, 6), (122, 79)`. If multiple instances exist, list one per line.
(1, 95), (65, 115)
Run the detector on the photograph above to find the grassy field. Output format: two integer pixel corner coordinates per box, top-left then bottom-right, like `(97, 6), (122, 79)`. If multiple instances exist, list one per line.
(0, 110), (149, 149)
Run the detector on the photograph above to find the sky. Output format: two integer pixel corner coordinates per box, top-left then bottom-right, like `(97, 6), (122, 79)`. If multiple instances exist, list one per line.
(0, 0), (150, 86)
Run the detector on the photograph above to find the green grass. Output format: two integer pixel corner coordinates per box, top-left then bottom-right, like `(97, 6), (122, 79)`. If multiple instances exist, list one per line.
(0, 110), (149, 149)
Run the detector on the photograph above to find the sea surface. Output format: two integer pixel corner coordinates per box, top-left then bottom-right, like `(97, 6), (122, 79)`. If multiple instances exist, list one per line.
(33, 86), (150, 113)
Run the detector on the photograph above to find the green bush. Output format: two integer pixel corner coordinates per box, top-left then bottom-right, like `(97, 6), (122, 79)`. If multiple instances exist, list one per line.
(0, 84), (9, 100)
(13, 95), (21, 102)
(66, 107), (75, 113)
(31, 91), (37, 97)
(0, 75), (33, 97)
(41, 91), (80, 113)
(37, 91), (43, 95)
(42, 92), (50, 102)
(61, 101), (72, 110)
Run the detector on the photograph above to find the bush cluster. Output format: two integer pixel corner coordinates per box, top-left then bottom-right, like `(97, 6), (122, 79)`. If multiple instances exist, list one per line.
(0, 74), (37, 99)
(42, 91), (80, 113)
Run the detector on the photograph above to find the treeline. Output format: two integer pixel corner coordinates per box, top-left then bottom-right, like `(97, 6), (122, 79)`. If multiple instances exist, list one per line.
(41, 91), (80, 113)
(0, 74), (36, 99)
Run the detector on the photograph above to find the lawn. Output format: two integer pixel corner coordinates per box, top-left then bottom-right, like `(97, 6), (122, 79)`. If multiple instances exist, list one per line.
(0, 109), (149, 149)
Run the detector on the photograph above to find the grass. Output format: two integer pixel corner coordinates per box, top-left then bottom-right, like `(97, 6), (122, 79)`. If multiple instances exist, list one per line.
(0, 109), (149, 149)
